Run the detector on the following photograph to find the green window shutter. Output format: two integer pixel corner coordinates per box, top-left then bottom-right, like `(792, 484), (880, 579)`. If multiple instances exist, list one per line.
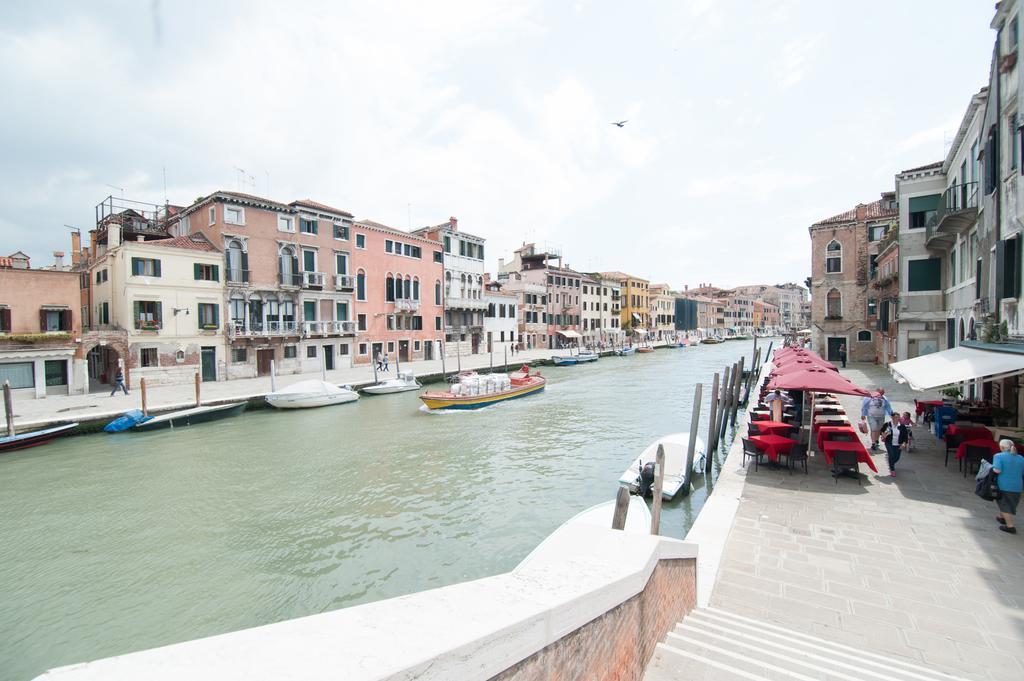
(213, 304), (220, 326)
(155, 301), (163, 323)
(153, 260), (162, 277)
(211, 265), (219, 281)
(908, 194), (940, 212)
(133, 301), (140, 325)
(194, 263), (201, 280)
(907, 258), (941, 291)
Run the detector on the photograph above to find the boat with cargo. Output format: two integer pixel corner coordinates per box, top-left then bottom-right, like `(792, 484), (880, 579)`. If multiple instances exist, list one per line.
(419, 366), (545, 410)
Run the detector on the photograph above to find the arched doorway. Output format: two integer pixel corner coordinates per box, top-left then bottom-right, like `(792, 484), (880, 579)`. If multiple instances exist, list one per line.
(86, 344), (121, 392)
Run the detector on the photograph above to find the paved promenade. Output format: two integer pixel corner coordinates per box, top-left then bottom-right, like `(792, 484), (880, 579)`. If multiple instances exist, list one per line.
(709, 363), (1024, 680)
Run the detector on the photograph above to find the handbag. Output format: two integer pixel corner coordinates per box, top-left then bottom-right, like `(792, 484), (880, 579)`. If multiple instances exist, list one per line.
(974, 463), (1002, 501)
(857, 421), (868, 434)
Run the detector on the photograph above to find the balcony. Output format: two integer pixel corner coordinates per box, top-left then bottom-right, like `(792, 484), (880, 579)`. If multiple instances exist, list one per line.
(302, 271), (326, 289)
(446, 295), (489, 310)
(335, 273), (355, 291)
(395, 298), (420, 312)
(926, 182), (978, 249)
(303, 320), (357, 336)
(229, 321), (300, 338)
(226, 268), (250, 285)
(279, 273), (302, 287)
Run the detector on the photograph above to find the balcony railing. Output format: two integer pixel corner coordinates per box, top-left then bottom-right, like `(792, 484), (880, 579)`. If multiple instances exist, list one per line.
(937, 182), (979, 231)
(229, 320), (300, 337)
(446, 296), (488, 310)
(302, 271), (326, 288)
(226, 268), (250, 285)
(335, 274), (355, 290)
(279, 272), (302, 287)
(395, 298), (420, 312)
(303, 320), (357, 335)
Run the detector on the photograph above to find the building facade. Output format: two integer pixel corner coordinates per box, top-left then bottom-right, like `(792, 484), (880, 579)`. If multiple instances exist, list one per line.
(599, 272), (650, 335)
(483, 283), (517, 355)
(649, 284), (676, 338)
(499, 244), (582, 349)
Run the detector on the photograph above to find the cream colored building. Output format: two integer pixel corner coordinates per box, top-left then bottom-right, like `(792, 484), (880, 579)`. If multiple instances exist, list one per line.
(650, 284), (677, 339)
(89, 229), (228, 386)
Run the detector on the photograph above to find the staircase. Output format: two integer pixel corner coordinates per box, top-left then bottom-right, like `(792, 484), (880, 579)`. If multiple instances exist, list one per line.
(643, 607), (970, 681)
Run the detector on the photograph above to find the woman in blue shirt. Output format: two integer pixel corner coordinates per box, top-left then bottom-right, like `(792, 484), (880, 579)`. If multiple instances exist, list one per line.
(993, 439), (1024, 535)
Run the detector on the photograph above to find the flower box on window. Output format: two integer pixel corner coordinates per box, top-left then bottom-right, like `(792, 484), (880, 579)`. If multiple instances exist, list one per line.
(136, 320), (162, 331)
(200, 323), (219, 330)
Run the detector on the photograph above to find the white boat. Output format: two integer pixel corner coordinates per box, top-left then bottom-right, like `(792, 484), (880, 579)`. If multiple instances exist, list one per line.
(618, 432), (707, 501)
(575, 352), (599, 363)
(265, 380), (359, 409)
(615, 346), (636, 356)
(362, 370), (421, 395)
(516, 498), (651, 568)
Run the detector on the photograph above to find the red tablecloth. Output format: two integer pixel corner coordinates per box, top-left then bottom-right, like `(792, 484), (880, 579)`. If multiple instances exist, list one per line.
(751, 421), (796, 437)
(751, 411), (770, 421)
(915, 399), (943, 416)
(955, 439), (1001, 461)
(821, 440), (878, 472)
(816, 426), (857, 450)
(749, 434), (797, 462)
(812, 416), (850, 431)
(945, 425), (993, 441)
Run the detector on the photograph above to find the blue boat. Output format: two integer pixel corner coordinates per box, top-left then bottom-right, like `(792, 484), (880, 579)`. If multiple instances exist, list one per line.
(615, 347), (636, 356)
(103, 409), (152, 432)
(552, 355), (579, 366)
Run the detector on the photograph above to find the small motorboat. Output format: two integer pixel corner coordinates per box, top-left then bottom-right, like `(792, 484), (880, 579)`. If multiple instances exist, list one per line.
(420, 366), (545, 410)
(133, 402), (247, 430)
(615, 346), (637, 356)
(0, 422), (77, 453)
(552, 355), (579, 366)
(575, 352), (599, 363)
(362, 370), (421, 395)
(266, 380), (359, 408)
(619, 432), (707, 501)
(702, 337), (722, 345)
(516, 497), (651, 569)
(636, 346), (654, 354)
(104, 409), (152, 432)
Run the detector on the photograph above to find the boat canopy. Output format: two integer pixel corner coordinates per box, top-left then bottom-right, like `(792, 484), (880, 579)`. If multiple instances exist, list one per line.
(557, 330), (582, 339)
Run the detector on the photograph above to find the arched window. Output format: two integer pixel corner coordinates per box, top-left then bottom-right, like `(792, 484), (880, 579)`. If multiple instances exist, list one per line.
(959, 318), (966, 342)
(435, 280), (442, 306)
(413, 277), (420, 300)
(460, 273), (467, 298)
(404, 276), (412, 300)
(857, 330), (872, 342)
(826, 288), (841, 318)
(356, 270), (366, 301)
(386, 273), (395, 302)
(825, 240), (842, 273)
(279, 246), (297, 285)
(969, 317), (976, 340)
(226, 240), (246, 283)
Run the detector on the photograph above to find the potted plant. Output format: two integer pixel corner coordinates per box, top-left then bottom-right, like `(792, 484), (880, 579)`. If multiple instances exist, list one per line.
(992, 407), (1015, 427)
(940, 386), (962, 404)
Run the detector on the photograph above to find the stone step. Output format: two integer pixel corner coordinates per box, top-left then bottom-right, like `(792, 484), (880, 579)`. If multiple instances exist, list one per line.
(644, 642), (772, 681)
(691, 607), (969, 681)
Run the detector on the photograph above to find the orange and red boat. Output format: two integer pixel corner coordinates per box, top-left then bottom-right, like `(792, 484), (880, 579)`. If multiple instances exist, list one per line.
(419, 366), (545, 410)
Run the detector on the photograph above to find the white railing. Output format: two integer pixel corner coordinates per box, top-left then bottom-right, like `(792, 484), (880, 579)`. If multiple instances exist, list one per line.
(446, 296), (488, 310)
(303, 320), (357, 335)
(229, 321), (299, 337)
(335, 273), (355, 290)
(302, 271), (326, 288)
(395, 298), (420, 312)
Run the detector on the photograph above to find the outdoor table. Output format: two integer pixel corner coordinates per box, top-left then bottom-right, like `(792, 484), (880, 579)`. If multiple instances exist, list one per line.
(816, 425), (857, 450)
(817, 397), (841, 405)
(751, 409), (771, 421)
(813, 415), (850, 430)
(945, 424), (993, 441)
(955, 439), (1001, 461)
(916, 399), (943, 419)
(814, 406), (845, 415)
(749, 434), (797, 463)
(821, 440), (878, 473)
(751, 421), (796, 437)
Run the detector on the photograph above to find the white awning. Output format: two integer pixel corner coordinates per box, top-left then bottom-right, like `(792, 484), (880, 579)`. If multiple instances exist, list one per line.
(633, 328), (648, 336)
(889, 346), (1024, 391)
(557, 330), (582, 339)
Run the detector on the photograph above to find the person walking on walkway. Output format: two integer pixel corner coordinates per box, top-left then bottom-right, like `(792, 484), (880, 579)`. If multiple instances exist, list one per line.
(375, 352), (383, 372)
(382, 353), (390, 372)
(861, 388), (893, 451)
(110, 368), (129, 396)
(880, 413), (908, 477)
(993, 439), (1024, 534)
(838, 343), (847, 368)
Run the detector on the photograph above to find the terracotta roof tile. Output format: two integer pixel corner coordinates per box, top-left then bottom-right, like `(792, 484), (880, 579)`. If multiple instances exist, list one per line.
(146, 233), (221, 253)
(290, 199), (354, 218)
(813, 198), (898, 226)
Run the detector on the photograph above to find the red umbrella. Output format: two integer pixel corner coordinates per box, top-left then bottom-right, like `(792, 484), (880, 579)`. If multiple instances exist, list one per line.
(775, 357), (837, 373)
(768, 367), (870, 396)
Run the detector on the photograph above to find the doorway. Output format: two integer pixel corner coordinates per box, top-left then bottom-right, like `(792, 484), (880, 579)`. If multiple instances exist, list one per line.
(202, 346), (218, 381)
(371, 342), (383, 364)
(87, 345), (120, 392)
(471, 333), (480, 354)
(826, 337), (846, 362)
(424, 340), (433, 360)
(399, 340), (410, 363)
(256, 348), (274, 377)
(323, 345), (335, 371)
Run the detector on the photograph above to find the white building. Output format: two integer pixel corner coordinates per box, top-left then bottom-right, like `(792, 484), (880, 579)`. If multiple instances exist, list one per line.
(587, 273), (623, 345)
(484, 284), (518, 355)
(581, 275), (602, 345)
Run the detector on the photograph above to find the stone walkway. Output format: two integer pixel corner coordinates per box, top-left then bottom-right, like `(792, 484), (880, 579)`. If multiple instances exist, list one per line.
(709, 363), (1024, 681)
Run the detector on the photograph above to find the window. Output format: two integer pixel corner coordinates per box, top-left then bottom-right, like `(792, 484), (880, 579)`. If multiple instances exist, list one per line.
(950, 249), (958, 287)
(386, 275), (395, 302)
(95, 269), (108, 284)
(825, 289), (841, 318)
(284, 345), (297, 359)
(825, 240), (842, 273)
(335, 252), (349, 275)
(0, 361), (34, 389)
(224, 206), (244, 225)
(302, 249), (316, 273)
(278, 215), (295, 232)
(412, 316), (423, 330)
(334, 223), (349, 240)
(357, 313), (367, 331)
(359, 343), (368, 355)
(387, 342), (395, 353)
(99, 302), (109, 325)
(908, 195), (940, 229)
(1010, 112), (1020, 172)
(857, 330), (872, 342)
(307, 345), (317, 358)
(355, 233), (366, 249)
(231, 347), (247, 363)
(435, 280), (442, 305)
(435, 316), (442, 330)
(133, 301), (162, 330)
(303, 300), (317, 322)
(459, 240), (466, 256)
(433, 251), (443, 263)
(997, 236), (1021, 299)
(1009, 13), (1019, 54)
(357, 271), (366, 301)
(907, 258), (942, 291)
(870, 225), (886, 242)
(339, 344), (350, 356)
(209, 206), (216, 225)
(985, 127), (998, 194)
(299, 216), (318, 234)
(44, 360), (67, 387)
(0, 308), (9, 333)
(226, 240), (248, 283)
(336, 302), (349, 321)
(385, 239), (394, 253)
(198, 303), (219, 329)
(140, 348), (159, 367)
(443, 235), (451, 252)
(131, 257), (161, 277)
(413, 279), (420, 300)
(194, 263), (219, 281)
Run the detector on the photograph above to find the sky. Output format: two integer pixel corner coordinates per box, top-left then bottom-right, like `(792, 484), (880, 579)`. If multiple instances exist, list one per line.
(0, 0), (998, 289)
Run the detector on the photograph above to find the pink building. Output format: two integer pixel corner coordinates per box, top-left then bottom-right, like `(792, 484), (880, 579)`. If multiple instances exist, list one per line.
(352, 220), (445, 365)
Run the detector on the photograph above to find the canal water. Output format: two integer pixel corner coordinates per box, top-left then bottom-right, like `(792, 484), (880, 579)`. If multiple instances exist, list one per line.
(0, 340), (765, 680)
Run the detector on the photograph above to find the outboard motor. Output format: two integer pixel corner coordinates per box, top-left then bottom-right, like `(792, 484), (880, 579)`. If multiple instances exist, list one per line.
(638, 461), (657, 498)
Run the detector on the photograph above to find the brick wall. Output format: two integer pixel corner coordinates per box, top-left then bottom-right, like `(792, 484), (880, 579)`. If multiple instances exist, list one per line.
(488, 558), (696, 681)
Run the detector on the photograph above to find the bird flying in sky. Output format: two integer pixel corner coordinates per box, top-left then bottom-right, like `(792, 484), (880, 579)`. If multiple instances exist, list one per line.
(611, 120), (628, 128)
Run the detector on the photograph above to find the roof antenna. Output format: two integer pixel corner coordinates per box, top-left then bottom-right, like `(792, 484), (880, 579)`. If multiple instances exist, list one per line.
(162, 166), (168, 205)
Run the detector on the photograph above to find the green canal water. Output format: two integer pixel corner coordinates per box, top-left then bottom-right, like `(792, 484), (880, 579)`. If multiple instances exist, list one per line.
(0, 340), (766, 680)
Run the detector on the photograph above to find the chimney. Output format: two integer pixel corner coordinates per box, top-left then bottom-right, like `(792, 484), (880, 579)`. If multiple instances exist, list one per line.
(855, 203), (867, 221)
(89, 229), (98, 256)
(53, 251), (64, 269)
(449, 216), (458, 230)
(70, 232), (81, 265)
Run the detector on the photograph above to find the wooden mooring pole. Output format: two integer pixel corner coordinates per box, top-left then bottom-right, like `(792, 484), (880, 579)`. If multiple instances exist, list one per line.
(705, 373), (719, 472)
(685, 383), (703, 483)
(270, 359), (277, 393)
(140, 378), (148, 417)
(194, 372), (201, 407)
(3, 380), (14, 437)
(715, 365), (731, 450)
(650, 444), (666, 535)
(720, 363), (736, 440)
(611, 485), (631, 530)
(730, 356), (745, 426)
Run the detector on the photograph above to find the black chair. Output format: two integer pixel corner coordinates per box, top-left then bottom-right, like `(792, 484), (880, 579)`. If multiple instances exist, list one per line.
(962, 445), (991, 478)
(779, 442), (808, 475)
(742, 438), (767, 471)
(944, 433), (963, 469)
(832, 450), (861, 485)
